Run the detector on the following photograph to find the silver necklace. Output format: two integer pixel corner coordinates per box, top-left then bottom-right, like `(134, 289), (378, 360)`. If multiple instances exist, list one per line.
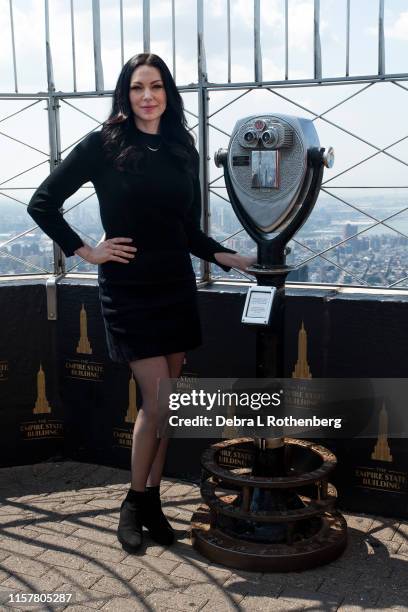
(146, 144), (160, 152)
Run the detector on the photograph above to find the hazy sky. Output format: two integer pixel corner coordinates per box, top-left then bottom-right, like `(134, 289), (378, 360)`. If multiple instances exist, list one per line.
(1, 0), (408, 91)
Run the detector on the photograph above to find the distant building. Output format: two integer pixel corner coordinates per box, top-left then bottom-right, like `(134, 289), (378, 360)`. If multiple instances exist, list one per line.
(343, 223), (358, 240)
(11, 244), (22, 257)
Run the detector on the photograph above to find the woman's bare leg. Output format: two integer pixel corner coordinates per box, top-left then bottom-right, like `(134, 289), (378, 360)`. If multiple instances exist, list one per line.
(146, 351), (185, 487)
(128, 355), (170, 491)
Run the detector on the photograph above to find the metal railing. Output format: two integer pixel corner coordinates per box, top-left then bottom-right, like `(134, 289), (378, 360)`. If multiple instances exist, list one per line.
(0, 0), (407, 288)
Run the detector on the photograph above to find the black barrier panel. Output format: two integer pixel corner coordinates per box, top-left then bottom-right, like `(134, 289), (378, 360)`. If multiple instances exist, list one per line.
(0, 281), (63, 467)
(189, 286), (257, 378)
(324, 294), (408, 378)
(326, 438), (408, 520)
(163, 286), (257, 480)
(58, 282), (126, 466)
(1, 280), (408, 519)
(284, 289), (330, 378)
(284, 288), (408, 378)
(284, 288), (408, 518)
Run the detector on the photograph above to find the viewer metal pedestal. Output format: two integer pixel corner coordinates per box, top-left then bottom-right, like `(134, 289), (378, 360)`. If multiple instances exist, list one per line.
(191, 438), (347, 572)
(191, 113), (346, 571)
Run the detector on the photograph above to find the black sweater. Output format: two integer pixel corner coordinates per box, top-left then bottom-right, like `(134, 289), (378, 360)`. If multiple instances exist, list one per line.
(27, 125), (236, 282)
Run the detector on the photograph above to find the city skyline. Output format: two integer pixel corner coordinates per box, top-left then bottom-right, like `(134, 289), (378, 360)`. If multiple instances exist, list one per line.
(2, 192), (408, 288)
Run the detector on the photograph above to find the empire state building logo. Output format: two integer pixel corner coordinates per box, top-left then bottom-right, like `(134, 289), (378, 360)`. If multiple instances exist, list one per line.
(66, 303), (103, 381)
(21, 363), (63, 441)
(292, 321), (312, 379)
(33, 364), (51, 414)
(113, 374), (138, 449)
(125, 374), (138, 423)
(371, 403), (393, 462)
(76, 304), (92, 354)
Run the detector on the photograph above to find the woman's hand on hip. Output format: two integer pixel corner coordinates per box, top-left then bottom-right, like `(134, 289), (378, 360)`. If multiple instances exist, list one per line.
(75, 237), (137, 264)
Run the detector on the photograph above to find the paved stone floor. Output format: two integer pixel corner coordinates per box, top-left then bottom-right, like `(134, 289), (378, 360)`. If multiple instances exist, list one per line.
(0, 461), (407, 611)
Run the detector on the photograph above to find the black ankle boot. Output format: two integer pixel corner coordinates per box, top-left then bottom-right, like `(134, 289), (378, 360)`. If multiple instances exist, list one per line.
(142, 486), (175, 546)
(117, 489), (145, 553)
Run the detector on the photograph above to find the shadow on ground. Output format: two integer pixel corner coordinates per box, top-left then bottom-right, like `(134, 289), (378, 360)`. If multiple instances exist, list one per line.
(0, 461), (407, 611)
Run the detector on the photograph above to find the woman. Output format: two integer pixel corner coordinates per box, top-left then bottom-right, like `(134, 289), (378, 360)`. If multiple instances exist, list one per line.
(27, 53), (255, 553)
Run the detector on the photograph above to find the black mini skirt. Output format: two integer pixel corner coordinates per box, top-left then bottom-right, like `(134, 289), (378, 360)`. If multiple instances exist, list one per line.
(98, 276), (202, 364)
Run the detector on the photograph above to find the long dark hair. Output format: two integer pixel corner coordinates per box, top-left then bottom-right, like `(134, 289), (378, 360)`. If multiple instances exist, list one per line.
(101, 53), (195, 173)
